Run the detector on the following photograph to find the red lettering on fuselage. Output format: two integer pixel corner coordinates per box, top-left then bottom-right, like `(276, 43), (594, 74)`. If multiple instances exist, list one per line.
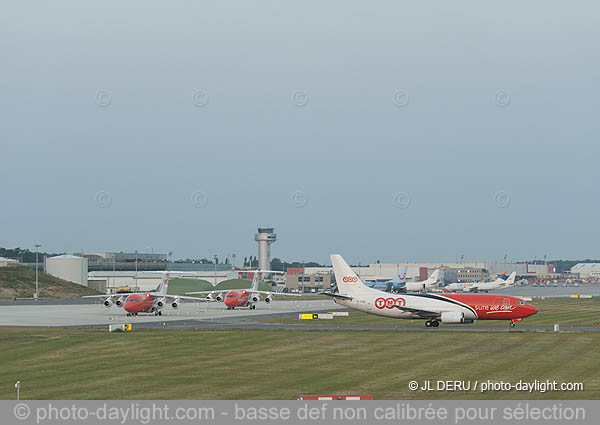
(438, 294), (537, 320)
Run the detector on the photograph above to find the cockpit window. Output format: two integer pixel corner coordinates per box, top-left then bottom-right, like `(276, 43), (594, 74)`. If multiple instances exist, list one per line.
(517, 301), (526, 305)
(126, 297), (139, 302)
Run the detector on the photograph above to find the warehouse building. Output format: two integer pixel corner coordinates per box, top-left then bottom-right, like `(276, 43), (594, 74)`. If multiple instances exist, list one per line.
(74, 251), (168, 263)
(45, 255), (88, 286)
(570, 263), (600, 279)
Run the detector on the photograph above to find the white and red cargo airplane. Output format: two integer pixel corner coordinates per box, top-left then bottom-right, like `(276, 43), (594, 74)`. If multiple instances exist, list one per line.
(324, 254), (537, 328)
(83, 273), (206, 316)
(186, 270), (299, 310)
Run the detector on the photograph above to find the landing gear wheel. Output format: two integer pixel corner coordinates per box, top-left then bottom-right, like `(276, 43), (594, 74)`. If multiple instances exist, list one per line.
(155, 311), (160, 316)
(509, 322), (516, 328)
(158, 310), (162, 316)
(425, 321), (432, 327)
(127, 313), (131, 317)
(431, 320), (440, 327)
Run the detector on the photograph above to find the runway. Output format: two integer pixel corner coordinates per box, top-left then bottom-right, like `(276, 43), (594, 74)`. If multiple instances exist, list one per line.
(1, 298), (598, 332)
(0, 299), (344, 327)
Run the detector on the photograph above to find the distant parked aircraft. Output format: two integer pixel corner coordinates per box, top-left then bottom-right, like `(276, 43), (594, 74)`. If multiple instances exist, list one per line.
(403, 269), (441, 292)
(364, 266), (408, 292)
(444, 272), (517, 292)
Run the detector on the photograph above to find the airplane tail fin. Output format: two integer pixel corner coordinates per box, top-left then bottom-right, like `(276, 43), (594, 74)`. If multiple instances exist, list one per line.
(250, 272), (260, 291)
(243, 270), (283, 292)
(158, 272), (169, 295)
(426, 269), (440, 286)
(330, 254), (368, 296)
(394, 265), (408, 283)
(504, 272), (517, 286)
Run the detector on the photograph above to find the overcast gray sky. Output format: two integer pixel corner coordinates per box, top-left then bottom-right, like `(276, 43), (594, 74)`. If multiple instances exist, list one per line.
(1, 1), (599, 264)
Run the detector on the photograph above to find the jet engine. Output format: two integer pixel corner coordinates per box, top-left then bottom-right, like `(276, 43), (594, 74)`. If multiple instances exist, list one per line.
(103, 298), (113, 308)
(115, 298), (124, 307)
(206, 294), (214, 301)
(440, 311), (465, 324)
(156, 298), (166, 308)
(171, 300), (179, 309)
(264, 295), (272, 303)
(251, 294), (259, 303)
(215, 294), (223, 302)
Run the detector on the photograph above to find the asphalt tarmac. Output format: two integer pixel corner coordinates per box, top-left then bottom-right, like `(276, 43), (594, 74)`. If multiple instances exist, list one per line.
(1, 285), (597, 331)
(0, 299), (343, 327)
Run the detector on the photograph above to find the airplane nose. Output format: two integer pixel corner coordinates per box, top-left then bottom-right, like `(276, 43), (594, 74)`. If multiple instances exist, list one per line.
(527, 305), (538, 316)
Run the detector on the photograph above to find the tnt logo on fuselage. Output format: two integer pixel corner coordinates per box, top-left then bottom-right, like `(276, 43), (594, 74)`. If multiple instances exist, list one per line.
(342, 276), (358, 283)
(375, 297), (406, 309)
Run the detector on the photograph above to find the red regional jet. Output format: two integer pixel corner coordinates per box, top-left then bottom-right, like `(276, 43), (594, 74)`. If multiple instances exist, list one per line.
(325, 254), (538, 328)
(186, 270), (299, 310)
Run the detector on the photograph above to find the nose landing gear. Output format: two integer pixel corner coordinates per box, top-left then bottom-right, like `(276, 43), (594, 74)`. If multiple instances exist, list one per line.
(509, 318), (522, 328)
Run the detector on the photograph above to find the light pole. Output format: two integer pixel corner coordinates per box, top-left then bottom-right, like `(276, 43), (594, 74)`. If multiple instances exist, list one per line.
(15, 381), (20, 400)
(112, 253), (116, 294)
(34, 244), (42, 300)
(134, 250), (138, 291)
(213, 255), (218, 286)
(168, 252), (173, 272)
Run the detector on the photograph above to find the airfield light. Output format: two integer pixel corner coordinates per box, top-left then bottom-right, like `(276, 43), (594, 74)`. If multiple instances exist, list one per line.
(15, 381), (20, 400)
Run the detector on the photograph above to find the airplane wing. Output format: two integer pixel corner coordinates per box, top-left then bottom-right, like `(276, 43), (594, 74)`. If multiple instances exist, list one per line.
(152, 294), (210, 302)
(391, 304), (441, 318)
(251, 291), (303, 297)
(82, 294), (135, 299)
(319, 292), (353, 300)
(185, 290), (225, 295)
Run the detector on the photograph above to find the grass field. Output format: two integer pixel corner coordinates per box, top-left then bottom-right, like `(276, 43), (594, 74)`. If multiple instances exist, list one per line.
(0, 266), (101, 299)
(166, 279), (213, 295)
(0, 327), (598, 400)
(263, 298), (600, 328)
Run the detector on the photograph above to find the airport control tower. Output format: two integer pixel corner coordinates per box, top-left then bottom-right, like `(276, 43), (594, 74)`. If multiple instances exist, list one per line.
(255, 227), (277, 271)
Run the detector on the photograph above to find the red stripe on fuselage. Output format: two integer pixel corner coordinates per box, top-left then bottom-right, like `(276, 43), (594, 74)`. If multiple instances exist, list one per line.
(437, 293), (537, 320)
